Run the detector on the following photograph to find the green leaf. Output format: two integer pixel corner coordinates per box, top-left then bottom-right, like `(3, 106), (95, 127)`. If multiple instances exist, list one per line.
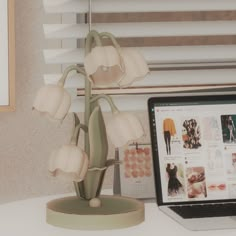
(88, 105), (108, 168)
(75, 105), (109, 200)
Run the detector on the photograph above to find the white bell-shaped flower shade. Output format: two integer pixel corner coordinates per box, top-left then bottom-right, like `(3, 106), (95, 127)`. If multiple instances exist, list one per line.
(118, 48), (149, 87)
(32, 84), (71, 121)
(48, 144), (89, 182)
(84, 46), (124, 87)
(106, 112), (144, 148)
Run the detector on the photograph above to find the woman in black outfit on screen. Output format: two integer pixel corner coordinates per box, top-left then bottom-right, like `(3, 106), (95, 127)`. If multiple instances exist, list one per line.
(228, 116), (235, 142)
(166, 163), (183, 195)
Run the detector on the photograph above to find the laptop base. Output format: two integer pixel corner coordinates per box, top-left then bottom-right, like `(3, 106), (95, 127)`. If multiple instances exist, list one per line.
(160, 206), (236, 231)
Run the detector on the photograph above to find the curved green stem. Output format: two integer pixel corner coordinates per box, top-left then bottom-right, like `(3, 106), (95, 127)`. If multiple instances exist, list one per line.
(90, 94), (119, 113)
(85, 30), (102, 55)
(99, 32), (124, 71)
(73, 112), (80, 128)
(58, 65), (86, 87)
(71, 113), (88, 145)
(70, 123), (88, 145)
(99, 32), (121, 51)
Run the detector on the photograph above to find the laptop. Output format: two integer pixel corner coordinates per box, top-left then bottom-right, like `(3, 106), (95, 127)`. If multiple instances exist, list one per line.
(148, 92), (236, 230)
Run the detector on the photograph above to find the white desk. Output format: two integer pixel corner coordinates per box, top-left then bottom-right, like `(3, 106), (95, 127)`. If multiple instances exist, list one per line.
(1, 193), (236, 236)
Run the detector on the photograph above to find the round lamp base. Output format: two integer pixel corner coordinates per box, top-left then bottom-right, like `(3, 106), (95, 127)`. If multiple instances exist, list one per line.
(46, 195), (145, 230)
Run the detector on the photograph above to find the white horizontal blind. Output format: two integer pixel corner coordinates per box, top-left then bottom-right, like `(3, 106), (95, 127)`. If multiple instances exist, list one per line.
(43, 0), (236, 13)
(43, 0), (236, 111)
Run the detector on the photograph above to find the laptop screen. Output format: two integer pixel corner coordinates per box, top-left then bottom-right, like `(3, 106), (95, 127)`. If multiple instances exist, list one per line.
(148, 93), (236, 205)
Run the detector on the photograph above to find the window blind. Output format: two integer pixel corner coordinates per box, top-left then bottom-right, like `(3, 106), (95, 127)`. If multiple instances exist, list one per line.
(43, 0), (236, 111)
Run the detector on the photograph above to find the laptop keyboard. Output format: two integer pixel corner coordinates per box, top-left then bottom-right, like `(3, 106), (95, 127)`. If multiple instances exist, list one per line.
(170, 203), (236, 218)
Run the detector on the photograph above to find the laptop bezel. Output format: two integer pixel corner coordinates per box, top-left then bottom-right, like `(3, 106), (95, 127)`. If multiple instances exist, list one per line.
(148, 92), (236, 206)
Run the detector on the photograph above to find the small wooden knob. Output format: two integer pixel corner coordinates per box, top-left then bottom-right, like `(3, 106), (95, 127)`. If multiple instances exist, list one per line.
(89, 198), (102, 208)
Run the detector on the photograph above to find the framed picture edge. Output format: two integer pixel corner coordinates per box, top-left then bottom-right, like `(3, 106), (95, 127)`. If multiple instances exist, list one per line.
(0, 0), (15, 112)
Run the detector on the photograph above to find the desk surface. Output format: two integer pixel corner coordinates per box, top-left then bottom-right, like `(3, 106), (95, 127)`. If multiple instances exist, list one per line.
(1, 192), (236, 236)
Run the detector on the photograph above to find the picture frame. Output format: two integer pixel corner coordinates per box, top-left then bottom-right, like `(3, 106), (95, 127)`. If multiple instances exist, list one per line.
(0, 0), (15, 112)
(113, 142), (155, 199)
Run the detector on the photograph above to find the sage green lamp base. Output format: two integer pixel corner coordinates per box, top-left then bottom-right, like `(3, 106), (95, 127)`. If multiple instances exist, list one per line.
(46, 195), (145, 230)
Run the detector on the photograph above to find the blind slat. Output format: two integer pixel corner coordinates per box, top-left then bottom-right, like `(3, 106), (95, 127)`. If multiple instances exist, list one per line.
(44, 69), (236, 88)
(44, 45), (236, 65)
(44, 21), (236, 39)
(44, 73), (85, 88)
(44, 48), (85, 64)
(77, 85), (236, 96)
(70, 88), (236, 112)
(44, 0), (236, 13)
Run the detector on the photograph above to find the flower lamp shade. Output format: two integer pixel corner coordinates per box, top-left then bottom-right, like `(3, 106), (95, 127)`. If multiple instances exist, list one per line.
(106, 112), (144, 148)
(32, 84), (71, 121)
(118, 48), (150, 87)
(84, 46), (124, 87)
(48, 144), (89, 182)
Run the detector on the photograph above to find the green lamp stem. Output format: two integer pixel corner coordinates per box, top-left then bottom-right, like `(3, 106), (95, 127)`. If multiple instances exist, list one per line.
(77, 30), (121, 200)
(85, 30), (102, 52)
(90, 94), (119, 113)
(99, 32), (121, 51)
(57, 65), (86, 87)
(70, 124), (88, 146)
(71, 113), (88, 146)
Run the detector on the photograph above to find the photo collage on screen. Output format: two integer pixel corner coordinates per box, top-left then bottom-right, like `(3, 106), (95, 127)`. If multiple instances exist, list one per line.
(154, 104), (236, 203)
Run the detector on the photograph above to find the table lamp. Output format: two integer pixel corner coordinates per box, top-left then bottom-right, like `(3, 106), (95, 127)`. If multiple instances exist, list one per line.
(33, 30), (149, 230)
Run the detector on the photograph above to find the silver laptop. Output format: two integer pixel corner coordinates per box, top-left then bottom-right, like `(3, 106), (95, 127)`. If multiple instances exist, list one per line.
(148, 92), (236, 230)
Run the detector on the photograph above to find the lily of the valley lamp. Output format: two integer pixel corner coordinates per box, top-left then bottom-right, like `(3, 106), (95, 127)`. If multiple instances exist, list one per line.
(33, 30), (149, 230)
